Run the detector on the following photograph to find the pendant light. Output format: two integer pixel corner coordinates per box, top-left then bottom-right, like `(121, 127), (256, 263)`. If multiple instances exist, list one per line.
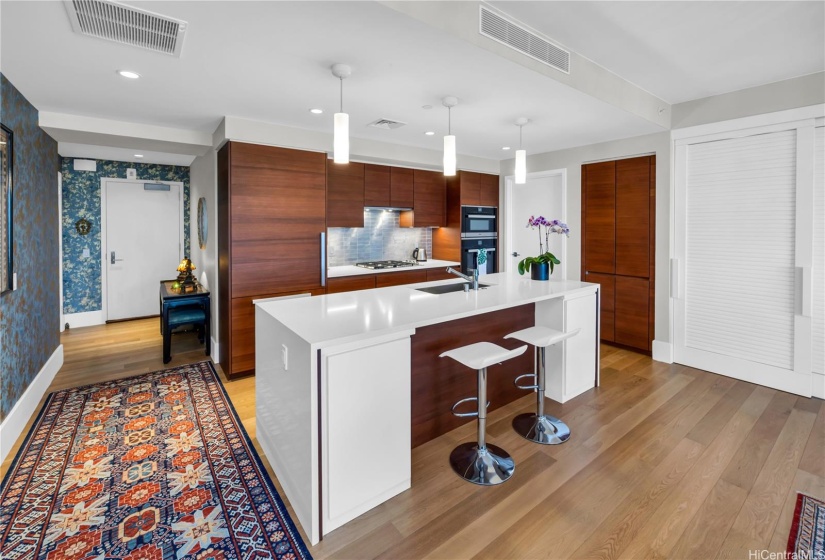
(442, 96), (458, 176)
(514, 117), (529, 184)
(331, 63), (352, 164)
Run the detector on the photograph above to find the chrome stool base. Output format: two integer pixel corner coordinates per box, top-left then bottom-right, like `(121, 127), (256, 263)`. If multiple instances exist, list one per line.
(449, 442), (515, 485)
(512, 413), (570, 445)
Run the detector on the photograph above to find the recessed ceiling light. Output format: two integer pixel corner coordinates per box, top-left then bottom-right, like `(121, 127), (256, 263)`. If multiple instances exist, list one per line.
(425, 131), (435, 136)
(309, 108), (323, 114)
(502, 146), (511, 151)
(134, 154), (144, 158)
(118, 70), (141, 79)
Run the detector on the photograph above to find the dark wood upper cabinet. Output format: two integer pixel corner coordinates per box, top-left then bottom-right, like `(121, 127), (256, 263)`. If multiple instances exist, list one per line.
(616, 157), (650, 278)
(400, 169), (445, 227)
(583, 161), (616, 275)
(458, 172), (480, 206)
(479, 173), (499, 207)
(390, 167), (414, 208)
(326, 161), (365, 227)
(364, 164), (390, 207)
(454, 171), (497, 207)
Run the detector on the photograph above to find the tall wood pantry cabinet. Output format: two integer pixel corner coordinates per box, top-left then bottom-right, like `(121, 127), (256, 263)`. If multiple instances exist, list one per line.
(218, 142), (327, 378)
(582, 155), (655, 353)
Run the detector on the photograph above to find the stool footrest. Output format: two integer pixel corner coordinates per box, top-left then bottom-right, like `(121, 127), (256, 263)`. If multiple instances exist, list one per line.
(451, 397), (491, 418)
(514, 373), (539, 390)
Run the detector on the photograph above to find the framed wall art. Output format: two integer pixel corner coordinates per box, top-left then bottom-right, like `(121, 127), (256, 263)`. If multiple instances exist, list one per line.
(0, 123), (13, 294)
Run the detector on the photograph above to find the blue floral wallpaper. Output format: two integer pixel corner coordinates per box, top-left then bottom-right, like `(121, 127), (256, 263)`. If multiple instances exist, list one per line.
(61, 158), (190, 314)
(0, 74), (60, 422)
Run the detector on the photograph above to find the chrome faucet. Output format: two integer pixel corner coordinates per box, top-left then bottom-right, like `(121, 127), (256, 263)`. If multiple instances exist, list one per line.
(446, 267), (479, 291)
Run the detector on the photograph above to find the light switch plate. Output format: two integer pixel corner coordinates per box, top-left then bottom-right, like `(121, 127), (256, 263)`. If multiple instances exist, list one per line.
(82, 248), (90, 258)
(126, 168), (137, 180)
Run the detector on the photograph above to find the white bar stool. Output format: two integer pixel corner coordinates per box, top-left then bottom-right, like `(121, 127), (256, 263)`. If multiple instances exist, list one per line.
(504, 326), (580, 445)
(440, 341), (528, 485)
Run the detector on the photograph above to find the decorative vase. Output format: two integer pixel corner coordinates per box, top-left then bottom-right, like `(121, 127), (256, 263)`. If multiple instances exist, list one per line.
(530, 262), (550, 281)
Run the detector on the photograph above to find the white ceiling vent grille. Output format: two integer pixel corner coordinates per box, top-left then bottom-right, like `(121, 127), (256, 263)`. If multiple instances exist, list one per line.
(64, 0), (187, 57)
(479, 5), (570, 74)
(368, 119), (407, 130)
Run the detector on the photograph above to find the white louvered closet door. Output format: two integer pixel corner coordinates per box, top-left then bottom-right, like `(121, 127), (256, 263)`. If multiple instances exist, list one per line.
(813, 126), (824, 381)
(674, 126), (813, 396)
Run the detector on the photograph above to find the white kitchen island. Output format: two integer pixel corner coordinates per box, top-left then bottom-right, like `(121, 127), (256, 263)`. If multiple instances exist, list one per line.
(255, 272), (599, 544)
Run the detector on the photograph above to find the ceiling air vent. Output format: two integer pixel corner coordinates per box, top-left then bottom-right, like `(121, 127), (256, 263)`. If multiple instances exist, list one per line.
(479, 5), (570, 74)
(368, 119), (407, 130)
(64, 0), (187, 57)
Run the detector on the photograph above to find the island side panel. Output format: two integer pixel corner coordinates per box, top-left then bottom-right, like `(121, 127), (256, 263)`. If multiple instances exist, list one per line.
(536, 289), (599, 403)
(410, 303), (536, 448)
(255, 308), (320, 544)
(321, 335), (412, 534)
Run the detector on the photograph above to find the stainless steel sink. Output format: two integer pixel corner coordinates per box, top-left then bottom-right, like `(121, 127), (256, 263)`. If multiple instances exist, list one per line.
(415, 282), (490, 295)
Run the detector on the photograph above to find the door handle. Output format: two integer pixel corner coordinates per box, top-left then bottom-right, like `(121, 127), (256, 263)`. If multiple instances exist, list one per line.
(110, 251), (124, 265)
(320, 232), (326, 287)
(512, 252), (520, 257)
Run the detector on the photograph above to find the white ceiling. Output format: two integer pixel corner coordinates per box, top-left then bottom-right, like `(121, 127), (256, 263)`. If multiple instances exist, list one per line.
(1, 1), (822, 165)
(490, 1), (825, 104)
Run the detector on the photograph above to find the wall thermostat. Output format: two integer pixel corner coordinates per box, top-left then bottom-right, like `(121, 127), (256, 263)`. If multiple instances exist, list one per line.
(126, 168), (137, 180)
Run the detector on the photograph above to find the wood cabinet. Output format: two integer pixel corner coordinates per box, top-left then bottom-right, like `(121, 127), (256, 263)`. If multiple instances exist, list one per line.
(218, 141), (327, 377)
(434, 171), (499, 267)
(327, 161), (364, 227)
(390, 167), (415, 208)
(327, 275), (376, 294)
(326, 269), (432, 293)
(450, 170), (499, 207)
(426, 267), (454, 281)
(363, 165), (415, 209)
(400, 170), (445, 227)
(364, 164), (390, 208)
(582, 155), (655, 353)
(375, 269), (427, 287)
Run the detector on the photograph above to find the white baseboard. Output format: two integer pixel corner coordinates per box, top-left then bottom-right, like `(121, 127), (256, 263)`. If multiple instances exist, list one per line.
(211, 337), (219, 364)
(0, 345), (64, 464)
(64, 310), (105, 329)
(813, 372), (824, 400)
(652, 340), (673, 364)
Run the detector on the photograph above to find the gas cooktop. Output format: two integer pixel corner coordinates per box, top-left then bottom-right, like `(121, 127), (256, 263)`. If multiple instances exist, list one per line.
(355, 260), (417, 270)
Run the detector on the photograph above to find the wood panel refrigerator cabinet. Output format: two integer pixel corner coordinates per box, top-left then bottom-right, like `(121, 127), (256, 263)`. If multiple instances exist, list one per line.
(218, 141), (327, 378)
(582, 155), (655, 353)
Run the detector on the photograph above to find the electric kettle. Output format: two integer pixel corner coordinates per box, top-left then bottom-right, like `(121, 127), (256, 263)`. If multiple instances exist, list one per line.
(412, 247), (428, 262)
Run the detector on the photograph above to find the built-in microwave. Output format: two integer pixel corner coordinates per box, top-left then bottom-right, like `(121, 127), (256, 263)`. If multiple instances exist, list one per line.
(461, 206), (497, 238)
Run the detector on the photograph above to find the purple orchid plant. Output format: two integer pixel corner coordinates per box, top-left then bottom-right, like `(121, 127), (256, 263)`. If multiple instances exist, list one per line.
(518, 216), (570, 276)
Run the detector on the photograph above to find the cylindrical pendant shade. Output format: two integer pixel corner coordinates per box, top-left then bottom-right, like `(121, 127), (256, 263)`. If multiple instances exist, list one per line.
(443, 134), (456, 176)
(333, 112), (349, 164)
(515, 149), (527, 184)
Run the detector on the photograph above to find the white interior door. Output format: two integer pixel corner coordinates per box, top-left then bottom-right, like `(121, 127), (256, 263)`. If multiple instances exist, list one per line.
(104, 179), (183, 321)
(674, 125), (813, 396)
(506, 171), (566, 277)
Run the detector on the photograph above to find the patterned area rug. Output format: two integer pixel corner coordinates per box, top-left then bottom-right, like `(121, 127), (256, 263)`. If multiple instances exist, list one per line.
(0, 361), (312, 560)
(787, 492), (825, 559)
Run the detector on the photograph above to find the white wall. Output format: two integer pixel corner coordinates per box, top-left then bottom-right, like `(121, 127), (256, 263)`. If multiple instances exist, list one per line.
(500, 132), (672, 346)
(189, 150), (219, 354)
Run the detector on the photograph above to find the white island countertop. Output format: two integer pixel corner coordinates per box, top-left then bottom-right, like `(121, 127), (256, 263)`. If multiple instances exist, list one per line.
(256, 272), (598, 348)
(327, 259), (459, 278)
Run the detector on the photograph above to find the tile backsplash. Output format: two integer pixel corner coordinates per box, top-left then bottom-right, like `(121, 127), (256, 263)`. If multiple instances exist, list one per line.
(328, 209), (433, 266)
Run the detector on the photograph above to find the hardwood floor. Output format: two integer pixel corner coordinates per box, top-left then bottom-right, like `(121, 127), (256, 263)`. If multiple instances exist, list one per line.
(3, 318), (823, 559)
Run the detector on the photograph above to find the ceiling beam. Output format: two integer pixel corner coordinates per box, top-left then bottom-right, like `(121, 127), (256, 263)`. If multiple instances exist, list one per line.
(379, 1), (672, 130)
